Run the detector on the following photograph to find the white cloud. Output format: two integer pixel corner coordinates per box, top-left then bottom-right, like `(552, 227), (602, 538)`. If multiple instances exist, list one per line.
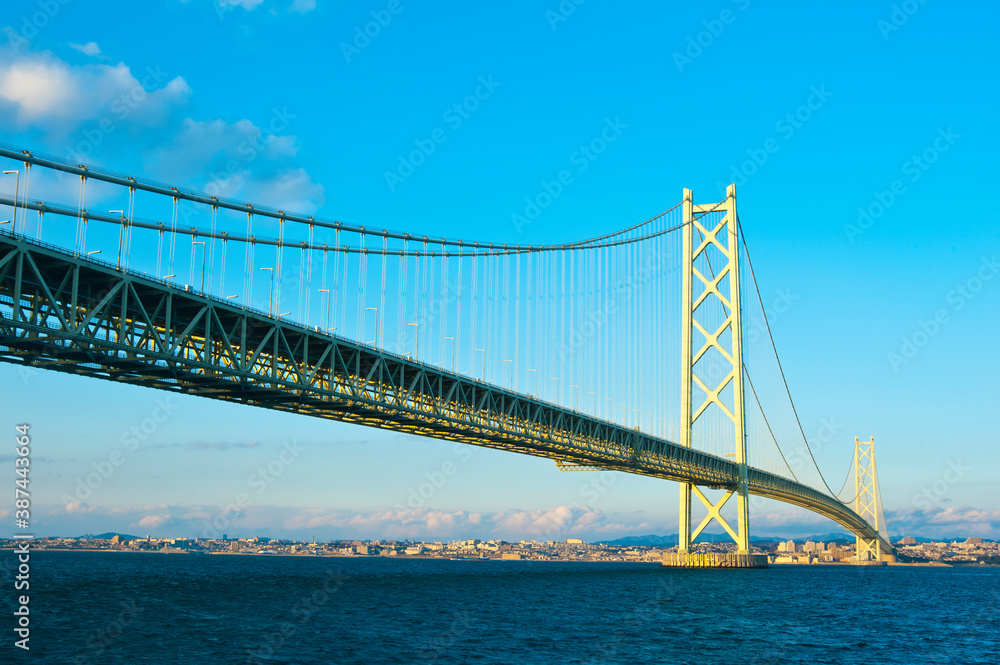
(137, 513), (171, 528)
(0, 46), (191, 132)
(69, 42), (102, 57)
(220, 0), (267, 9)
(289, 0), (317, 14)
(876, 504), (1000, 542)
(255, 167), (326, 212)
(150, 117), (325, 213)
(279, 504), (638, 542)
(28, 498), (1000, 542)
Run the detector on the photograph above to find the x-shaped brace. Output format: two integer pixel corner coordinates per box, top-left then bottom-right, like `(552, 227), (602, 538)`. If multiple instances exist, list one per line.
(693, 215), (732, 259)
(690, 486), (738, 543)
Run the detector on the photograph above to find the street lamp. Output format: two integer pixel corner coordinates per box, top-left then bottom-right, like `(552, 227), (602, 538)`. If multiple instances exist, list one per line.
(365, 307), (379, 346)
(550, 377), (560, 403)
(191, 240), (206, 291)
(408, 323), (419, 360)
(260, 267), (274, 315)
(444, 336), (455, 372)
(502, 359), (512, 389)
(110, 210), (125, 269)
(3, 170), (19, 234)
(475, 348), (486, 380)
(570, 384), (578, 410)
(318, 289), (333, 333)
(528, 369), (537, 396)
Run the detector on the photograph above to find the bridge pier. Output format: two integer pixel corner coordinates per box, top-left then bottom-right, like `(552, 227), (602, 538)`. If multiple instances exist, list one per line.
(662, 552), (768, 568)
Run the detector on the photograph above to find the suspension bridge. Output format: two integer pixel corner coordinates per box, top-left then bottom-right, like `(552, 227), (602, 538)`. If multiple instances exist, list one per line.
(0, 144), (892, 567)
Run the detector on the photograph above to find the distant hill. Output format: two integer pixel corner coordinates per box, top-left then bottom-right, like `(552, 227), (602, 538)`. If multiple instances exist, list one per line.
(597, 534), (679, 547)
(596, 532), (855, 546)
(79, 532), (139, 540)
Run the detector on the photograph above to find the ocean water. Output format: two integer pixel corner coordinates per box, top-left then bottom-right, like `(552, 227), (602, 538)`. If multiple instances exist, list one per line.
(2, 551), (999, 664)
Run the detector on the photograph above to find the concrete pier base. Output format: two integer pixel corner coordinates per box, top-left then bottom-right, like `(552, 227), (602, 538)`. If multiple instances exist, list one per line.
(661, 552), (769, 568)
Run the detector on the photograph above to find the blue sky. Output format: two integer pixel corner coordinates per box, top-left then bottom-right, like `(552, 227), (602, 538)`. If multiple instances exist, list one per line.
(1, 0), (998, 542)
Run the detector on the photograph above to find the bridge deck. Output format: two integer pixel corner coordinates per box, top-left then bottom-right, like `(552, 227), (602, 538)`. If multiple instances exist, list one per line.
(0, 232), (891, 552)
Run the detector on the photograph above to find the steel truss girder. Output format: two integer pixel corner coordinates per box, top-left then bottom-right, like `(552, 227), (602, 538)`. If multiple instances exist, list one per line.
(0, 233), (891, 552)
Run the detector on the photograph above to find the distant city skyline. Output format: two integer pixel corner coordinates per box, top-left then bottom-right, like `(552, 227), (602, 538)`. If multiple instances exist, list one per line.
(2, 1), (999, 543)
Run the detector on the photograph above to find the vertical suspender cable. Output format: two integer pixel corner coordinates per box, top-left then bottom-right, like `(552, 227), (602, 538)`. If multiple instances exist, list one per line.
(379, 236), (387, 349)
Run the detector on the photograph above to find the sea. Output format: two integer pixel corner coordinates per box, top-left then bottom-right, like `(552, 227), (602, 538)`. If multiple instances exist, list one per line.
(2, 551), (999, 664)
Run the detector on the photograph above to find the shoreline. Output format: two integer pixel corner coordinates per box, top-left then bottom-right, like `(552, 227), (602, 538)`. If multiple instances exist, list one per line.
(17, 549), (992, 567)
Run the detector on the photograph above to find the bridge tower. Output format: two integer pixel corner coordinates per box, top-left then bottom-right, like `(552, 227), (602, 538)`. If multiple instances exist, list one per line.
(663, 184), (767, 568)
(853, 436), (883, 563)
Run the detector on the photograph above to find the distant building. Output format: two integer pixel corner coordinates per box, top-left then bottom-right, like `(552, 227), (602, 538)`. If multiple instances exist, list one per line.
(785, 540), (796, 553)
(803, 541), (817, 553)
(566, 538), (583, 544)
(898, 536), (917, 545)
(966, 537), (983, 545)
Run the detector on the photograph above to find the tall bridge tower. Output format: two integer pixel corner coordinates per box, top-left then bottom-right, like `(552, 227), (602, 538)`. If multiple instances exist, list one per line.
(854, 436), (885, 564)
(663, 185), (767, 568)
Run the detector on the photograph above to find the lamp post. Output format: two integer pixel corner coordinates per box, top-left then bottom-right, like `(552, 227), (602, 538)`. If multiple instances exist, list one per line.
(366, 307), (379, 346)
(408, 323), (419, 360)
(260, 267), (274, 315)
(528, 368), (537, 396)
(110, 210), (125, 269)
(550, 377), (560, 403)
(192, 240), (206, 291)
(444, 336), (455, 372)
(475, 348), (486, 380)
(318, 289), (333, 332)
(3, 170), (19, 234)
